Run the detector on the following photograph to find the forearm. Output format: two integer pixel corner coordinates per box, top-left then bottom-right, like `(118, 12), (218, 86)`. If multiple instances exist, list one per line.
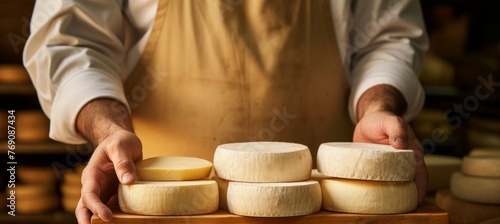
(356, 84), (407, 121)
(76, 98), (133, 146)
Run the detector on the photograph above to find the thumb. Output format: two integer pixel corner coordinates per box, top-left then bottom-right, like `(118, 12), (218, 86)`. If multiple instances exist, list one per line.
(107, 134), (142, 184)
(386, 116), (408, 149)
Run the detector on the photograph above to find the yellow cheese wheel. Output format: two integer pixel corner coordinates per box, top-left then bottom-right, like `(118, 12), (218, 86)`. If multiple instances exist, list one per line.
(17, 166), (57, 184)
(135, 156), (212, 181)
(17, 195), (59, 214)
(450, 172), (500, 204)
(227, 180), (321, 217)
(317, 142), (416, 181)
(462, 156), (500, 178)
(61, 183), (81, 198)
(118, 180), (218, 215)
(0, 64), (31, 84)
(321, 178), (417, 214)
(214, 142), (312, 182)
(212, 176), (229, 210)
(469, 148), (500, 156)
(436, 189), (500, 224)
(13, 184), (57, 198)
(15, 110), (49, 142)
(424, 155), (462, 192)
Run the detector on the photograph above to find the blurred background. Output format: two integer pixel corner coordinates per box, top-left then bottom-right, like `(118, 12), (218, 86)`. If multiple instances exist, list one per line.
(0, 0), (499, 223)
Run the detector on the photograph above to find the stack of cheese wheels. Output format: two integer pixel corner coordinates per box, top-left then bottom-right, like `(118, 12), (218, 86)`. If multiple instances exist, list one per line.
(15, 166), (59, 214)
(436, 148), (500, 224)
(61, 165), (85, 212)
(118, 156), (218, 215)
(424, 155), (461, 192)
(15, 110), (50, 142)
(317, 142), (418, 214)
(0, 64), (31, 84)
(213, 142), (321, 217)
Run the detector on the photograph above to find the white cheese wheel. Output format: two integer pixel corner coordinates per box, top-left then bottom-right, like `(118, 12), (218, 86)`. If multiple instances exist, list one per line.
(321, 178), (417, 214)
(469, 148), (500, 156)
(118, 180), (218, 215)
(463, 156), (500, 178)
(436, 190), (500, 224)
(212, 176), (229, 210)
(317, 142), (416, 181)
(226, 180), (321, 217)
(136, 156), (212, 181)
(424, 155), (462, 192)
(450, 172), (500, 204)
(213, 142), (312, 182)
(16, 110), (50, 142)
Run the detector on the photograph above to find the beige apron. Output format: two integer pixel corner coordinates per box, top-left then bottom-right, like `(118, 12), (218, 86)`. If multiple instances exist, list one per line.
(125, 0), (353, 162)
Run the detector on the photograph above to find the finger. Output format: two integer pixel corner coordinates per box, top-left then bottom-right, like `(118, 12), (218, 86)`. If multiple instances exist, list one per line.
(407, 127), (428, 204)
(81, 184), (113, 222)
(385, 115), (408, 149)
(106, 134), (142, 184)
(75, 199), (92, 224)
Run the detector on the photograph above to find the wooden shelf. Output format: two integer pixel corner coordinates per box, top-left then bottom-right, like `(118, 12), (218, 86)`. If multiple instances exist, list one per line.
(0, 83), (36, 95)
(92, 202), (449, 224)
(0, 211), (77, 224)
(0, 140), (90, 154)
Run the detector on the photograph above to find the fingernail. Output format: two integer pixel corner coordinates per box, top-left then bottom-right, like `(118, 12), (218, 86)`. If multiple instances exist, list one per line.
(396, 138), (407, 148)
(122, 172), (134, 183)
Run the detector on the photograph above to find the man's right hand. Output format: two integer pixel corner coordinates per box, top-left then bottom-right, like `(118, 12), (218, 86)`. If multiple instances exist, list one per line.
(74, 99), (142, 224)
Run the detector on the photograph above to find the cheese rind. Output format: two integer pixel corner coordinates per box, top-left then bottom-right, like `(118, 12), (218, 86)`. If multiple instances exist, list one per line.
(214, 142), (312, 182)
(317, 142), (416, 181)
(118, 180), (218, 215)
(227, 180), (321, 217)
(462, 156), (500, 178)
(424, 155), (462, 192)
(136, 156), (213, 181)
(321, 178), (418, 214)
(450, 172), (500, 204)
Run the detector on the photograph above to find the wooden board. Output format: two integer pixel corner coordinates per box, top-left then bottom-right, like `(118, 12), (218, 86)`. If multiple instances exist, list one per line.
(91, 202), (448, 224)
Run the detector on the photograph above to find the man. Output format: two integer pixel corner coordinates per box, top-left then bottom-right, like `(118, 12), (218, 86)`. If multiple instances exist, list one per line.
(24, 0), (428, 223)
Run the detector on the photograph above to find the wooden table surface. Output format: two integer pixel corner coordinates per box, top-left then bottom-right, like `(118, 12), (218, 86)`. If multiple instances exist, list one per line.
(91, 202), (449, 224)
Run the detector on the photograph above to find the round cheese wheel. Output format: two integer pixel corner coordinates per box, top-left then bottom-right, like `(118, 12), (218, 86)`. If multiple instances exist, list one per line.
(212, 176), (229, 210)
(17, 195), (59, 214)
(227, 180), (321, 217)
(321, 178), (417, 214)
(317, 142), (416, 181)
(0, 64), (31, 84)
(424, 155), (462, 192)
(17, 166), (57, 184)
(118, 180), (218, 215)
(310, 169), (329, 181)
(462, 156), (500, 178)
(62, 196), (80, 212)
(436, 190), (500, 224)
(136, 156), (212, 181)
(213, 142), (312, 182)
(64, 171), (82, 185)
(14, 184), (57, 198)
(15, 110), (49, 142)
(469, 148), (500, 156)
(61, 183), (81, 198)
(451, 172), (500, 204)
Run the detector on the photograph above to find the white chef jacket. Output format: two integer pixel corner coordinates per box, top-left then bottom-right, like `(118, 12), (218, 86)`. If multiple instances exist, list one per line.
(23, 0), (427, 144)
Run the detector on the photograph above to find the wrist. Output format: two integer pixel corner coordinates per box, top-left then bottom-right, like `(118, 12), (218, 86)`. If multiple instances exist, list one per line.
(356, 84), (407, 121)
(76, 98), (133, 146)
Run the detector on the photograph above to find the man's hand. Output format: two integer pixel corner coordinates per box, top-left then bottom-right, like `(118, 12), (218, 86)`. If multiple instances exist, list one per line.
(354, 85), (428, 204)
(75, 99), (142, 224)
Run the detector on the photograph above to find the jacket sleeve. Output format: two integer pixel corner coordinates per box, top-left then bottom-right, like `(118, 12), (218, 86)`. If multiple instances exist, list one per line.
(344, 0), (428, 123)
(23, 0), (131, 144)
